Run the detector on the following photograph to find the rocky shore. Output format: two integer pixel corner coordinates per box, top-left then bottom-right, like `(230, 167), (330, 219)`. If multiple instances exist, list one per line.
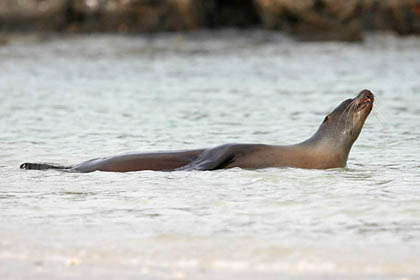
(0, 0), (419, 40)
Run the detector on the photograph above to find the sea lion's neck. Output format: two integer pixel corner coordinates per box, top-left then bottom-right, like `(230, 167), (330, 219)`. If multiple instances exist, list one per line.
(283, 129), (351, 168)
(299, 126), (352, 153)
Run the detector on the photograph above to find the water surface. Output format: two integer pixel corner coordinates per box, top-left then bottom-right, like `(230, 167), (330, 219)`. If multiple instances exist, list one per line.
(1, 30), (420, 279)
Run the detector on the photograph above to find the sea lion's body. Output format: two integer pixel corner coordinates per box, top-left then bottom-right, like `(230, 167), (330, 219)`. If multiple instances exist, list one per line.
(72, 149), (205, 172)
(21, 90), (374, 173)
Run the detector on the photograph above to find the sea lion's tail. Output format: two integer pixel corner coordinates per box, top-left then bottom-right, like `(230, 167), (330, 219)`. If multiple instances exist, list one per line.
(20, 162), (71, 171)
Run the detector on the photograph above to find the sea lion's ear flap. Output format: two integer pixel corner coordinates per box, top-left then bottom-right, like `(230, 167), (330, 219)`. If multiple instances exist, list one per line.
(323, 116), (329, 122)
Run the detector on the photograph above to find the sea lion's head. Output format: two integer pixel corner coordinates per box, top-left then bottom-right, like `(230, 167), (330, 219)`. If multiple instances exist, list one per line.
(318, 89), (374, 152)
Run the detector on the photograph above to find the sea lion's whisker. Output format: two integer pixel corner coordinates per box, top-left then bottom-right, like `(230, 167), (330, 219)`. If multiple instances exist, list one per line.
(373, 106), (384, 121)
(372, 104), (385, 128)
(337, 99), (356, 133)
(371, 96), (384, 120)
(344, 101), (357, 132)
(367, 94), (384, 127)
(336, 100), (353, 126)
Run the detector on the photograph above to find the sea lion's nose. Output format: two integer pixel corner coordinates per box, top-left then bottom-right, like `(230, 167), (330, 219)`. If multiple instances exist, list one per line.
(359, 89), (374, 102)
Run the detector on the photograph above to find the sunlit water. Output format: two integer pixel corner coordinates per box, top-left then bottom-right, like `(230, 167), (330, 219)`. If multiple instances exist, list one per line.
(1, 30), (420, 279)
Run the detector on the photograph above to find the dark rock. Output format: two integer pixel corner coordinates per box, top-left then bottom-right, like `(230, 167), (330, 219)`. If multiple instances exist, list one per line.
(0, 0), (419, 40)
(68, 0), (261, 32)
(0, 0), (68, 31)
(254, 0), (364, 41)
(0, 36), (8, 45)
(254, 0), (420, 40)
(362, 0), (420, 35)
(68, 0), (201, 32)
(197, 0), (260, 27)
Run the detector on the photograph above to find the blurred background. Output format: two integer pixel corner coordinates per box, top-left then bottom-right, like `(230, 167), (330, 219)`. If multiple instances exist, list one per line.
(0, 0), (420, 41)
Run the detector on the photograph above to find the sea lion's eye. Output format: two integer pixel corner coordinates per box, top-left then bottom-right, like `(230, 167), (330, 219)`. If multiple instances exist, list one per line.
(324, 116), (329, 122)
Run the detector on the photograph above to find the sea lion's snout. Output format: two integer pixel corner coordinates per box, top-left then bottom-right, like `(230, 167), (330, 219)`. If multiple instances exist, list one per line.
(355, 89), (374, 111)
(359, 89), (374, 104)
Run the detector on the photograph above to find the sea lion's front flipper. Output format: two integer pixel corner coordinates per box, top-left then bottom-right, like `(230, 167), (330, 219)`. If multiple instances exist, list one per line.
(177, 144), (238, 171)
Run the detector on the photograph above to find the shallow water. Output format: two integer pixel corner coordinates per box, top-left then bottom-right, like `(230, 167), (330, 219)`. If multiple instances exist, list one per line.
(1, 30), (420, 279)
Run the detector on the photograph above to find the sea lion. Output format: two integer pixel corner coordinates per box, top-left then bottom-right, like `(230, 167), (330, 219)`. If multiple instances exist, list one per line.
(20, 89), (374, 172)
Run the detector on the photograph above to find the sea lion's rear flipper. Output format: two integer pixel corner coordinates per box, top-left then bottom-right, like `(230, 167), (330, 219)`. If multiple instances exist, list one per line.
(20, 162), (71, 171)
(176, 144), (239, 171)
